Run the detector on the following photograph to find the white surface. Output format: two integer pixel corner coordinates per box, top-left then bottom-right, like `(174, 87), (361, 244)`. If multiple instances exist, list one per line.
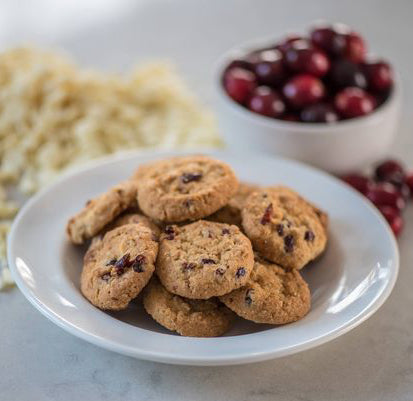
(8, 151), (399, 365)
(216, 45), (401, 173)
(1, 0), (413, 399)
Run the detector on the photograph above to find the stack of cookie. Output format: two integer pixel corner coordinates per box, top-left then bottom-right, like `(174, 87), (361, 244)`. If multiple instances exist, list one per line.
(67, 155), (328, 337)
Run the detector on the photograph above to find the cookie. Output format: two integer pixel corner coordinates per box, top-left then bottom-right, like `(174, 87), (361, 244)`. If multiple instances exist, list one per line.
(208, 182), (259, 227)
(137, 155), (239, 223)
(143, 277), (234, 337)
(220, 256), (310, 324)
(156, 220), (254, 299)
(241, 187), (327, 270)
(100, 212), (161, 240)
(67, 180), (139, 244)
(80, 224), (158, 310)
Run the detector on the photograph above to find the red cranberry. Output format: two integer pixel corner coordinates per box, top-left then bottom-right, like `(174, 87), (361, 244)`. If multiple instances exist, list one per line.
(341, 173), (372, 194)
(248, 86), (285, 118)
(276, 35), (306, 53)
(390, 215), (404, 237)
(283, 74), (325, 109)
(375, 159), (405, 182)
(330, 59), (367, 89)
(250, 49), (287, 86)
(363, 61), (394, 91)
(334, 87), (375, 118)
(300, 103), (338, 123)
(343, 32), (366, 63)
(285, 42), (330, 77)
(225, 59), (253, 72)
(224, 68), (257, 104)
(310, 23), (349, 55)
(405, 174), (413, 197)
(366, 182), (406, 211)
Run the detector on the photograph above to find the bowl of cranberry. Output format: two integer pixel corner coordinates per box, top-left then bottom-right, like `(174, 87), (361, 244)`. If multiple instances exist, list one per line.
(216, 22), (401, 173)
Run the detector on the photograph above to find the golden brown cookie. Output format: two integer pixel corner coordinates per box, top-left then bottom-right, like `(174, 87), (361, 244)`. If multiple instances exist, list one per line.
(80, 224), (158, 310)
(143, 277), (234, 337)
(137, 155), (239, 223)
(220, 256), (310, 324)
(156, 220), (254, 299)
(241, 187), (327, 270)
(67, 180), (139, 244)
(208, 182), (259, 227)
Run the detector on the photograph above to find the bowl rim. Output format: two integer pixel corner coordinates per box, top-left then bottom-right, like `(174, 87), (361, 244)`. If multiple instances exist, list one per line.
(214, 34), (401, 134)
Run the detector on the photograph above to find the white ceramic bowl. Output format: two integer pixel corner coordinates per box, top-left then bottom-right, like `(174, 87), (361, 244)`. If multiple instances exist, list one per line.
(214, 39), (401, 174)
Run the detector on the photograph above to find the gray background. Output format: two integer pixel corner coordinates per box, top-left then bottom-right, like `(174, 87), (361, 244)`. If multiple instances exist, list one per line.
(1, 1), (412, 400)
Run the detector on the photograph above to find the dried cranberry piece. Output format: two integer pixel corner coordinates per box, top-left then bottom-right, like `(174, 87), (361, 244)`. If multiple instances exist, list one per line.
(215, 267), (225, 276)
(284, 235), (295, 253)
(275, 224), (284, 236)
(261, 203), (273, 225)
(182, 262), (196, 271)
(245, 289), (254, 306)
(236, 267), (246, 278)
(101, 273), (111, 281)
(106, 258), (117, 266)
(304, 230), (315, 242)
(114, 253), (131, 274)
(132, 255), (146, 272)
(164, 226), (175, 240)
(181, 172), (203, 184)
(222, 228), (230, 235)
(201, 258), (216, 264)
(184, 200), (193, 208)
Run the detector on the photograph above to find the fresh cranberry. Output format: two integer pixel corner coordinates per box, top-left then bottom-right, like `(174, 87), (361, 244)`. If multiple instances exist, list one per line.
(248, 86), (285, 117)
(275, 35), (306, 53)
(363, 61), (394, 91)
(378, 205), (400, 223)
(224, 68), (257, 104)
(282, 113), (300, 122)
(341, 173), (372, 194)
(283, 74), (325, 108)
(366, 182), (406, 211)
(390, 215), (404, 237)
(300, 103), (338, 123)
(343, 32), (366, 63)
(225, 58), (252, 72)
(310, 23), (349, 55)
(250, 49), (287, 86)
(375, 159), (405, 182)
(285, 42), (330, 77)
(334, 87), (375, 118)
(406, 174), (413, 197)
(330, 59), (367, 89)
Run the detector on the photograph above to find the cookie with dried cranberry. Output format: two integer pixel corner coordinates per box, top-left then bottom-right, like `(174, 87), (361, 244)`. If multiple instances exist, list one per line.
(241, 187), (327, 270)
(156, 220), (254, 299)
(100, 212), (161, 240)
(220, 256), (310, 324)
(143, 277), (234, 337)
(80, 224), (158, 310)
(67, 180), (139, 244)
(137, 155), (239, 223)
(208, 182), (260, 227)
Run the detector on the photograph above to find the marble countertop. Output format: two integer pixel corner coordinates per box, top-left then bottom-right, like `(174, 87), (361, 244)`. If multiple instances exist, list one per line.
(1, 0), (413, 399)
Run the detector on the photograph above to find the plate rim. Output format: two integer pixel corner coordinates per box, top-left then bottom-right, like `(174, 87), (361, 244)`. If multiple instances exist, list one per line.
(8, 150), (400, 366)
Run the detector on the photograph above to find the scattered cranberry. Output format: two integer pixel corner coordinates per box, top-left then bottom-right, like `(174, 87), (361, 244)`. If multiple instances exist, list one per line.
(366, 182), (406, 211)
(334, 87), (375, 118)
(250, 49), (286, 86)
(283, 74), (325, 108)
(363, 61), (393, 91)
(341, 173), (372, 194)
(300, 103), (338, 123)
(343, 32), (366, 63)
(310, 23), (349, 55)
(248, 86), (285, 117)
(285, 42), (330, 77)
(406, 174), (413, 197)
(330, 59), (367, 89)
(390, 215), (404, 237)
(224, 67), (256, 104)
(375, 159), (405, 183)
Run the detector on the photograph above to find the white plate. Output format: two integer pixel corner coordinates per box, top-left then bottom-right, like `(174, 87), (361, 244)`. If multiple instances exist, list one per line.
(8, 150), (399, 366)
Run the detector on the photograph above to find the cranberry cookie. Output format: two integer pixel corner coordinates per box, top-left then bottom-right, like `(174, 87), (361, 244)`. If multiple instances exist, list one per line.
(80, 224), (158, 310)
(220, 256), (310, 324)
(156, 220), (254, 299)
(137, 155), (238, 223)
(242, 187), (327, 270)
(143, 277), (234, 337)
(67, 180), (139, 244)
(208, 182), (259, 227)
